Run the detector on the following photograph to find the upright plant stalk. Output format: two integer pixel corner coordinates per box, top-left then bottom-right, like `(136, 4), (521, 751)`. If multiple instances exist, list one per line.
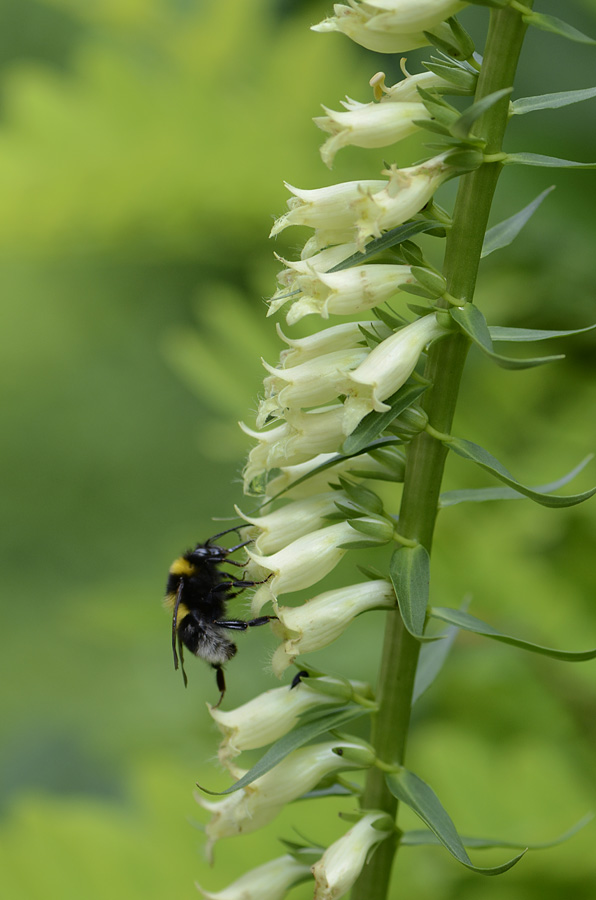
(351, 8), (533, 898)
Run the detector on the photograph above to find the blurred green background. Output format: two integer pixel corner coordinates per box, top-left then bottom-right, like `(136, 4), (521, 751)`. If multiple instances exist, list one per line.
(0, 0), (595, 897)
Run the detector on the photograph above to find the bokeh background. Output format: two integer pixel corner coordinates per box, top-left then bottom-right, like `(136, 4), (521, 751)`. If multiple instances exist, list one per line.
(1, 1), (595, 897)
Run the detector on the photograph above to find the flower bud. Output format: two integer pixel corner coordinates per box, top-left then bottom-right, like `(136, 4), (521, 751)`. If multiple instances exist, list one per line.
(248, 521), (357, 613)
(388, 406), (429, 440)
(331, 742), (376, 767)
(271, 579), (396, 675)
(312, 812), (394, 900)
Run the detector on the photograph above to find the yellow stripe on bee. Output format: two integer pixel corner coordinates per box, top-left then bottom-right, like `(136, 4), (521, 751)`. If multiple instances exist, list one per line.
(169, 557), (195, 577)
(163, 593), (190, 620)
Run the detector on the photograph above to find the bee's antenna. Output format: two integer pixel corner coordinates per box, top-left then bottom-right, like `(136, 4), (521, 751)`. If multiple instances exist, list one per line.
(206, 525), (245, 545)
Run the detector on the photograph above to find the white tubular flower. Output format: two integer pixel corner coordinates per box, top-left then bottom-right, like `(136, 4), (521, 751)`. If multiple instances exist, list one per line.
(351, 154), (451, 249)
(242, 405), (350, 485)
(312, 4), (454, 54)
(367, 0), (468, 33)
(270, 180), (386, 238)
(258, 346), (369, 421)
(274, 243), (358, 290)
(315, 100), (427, 167)
(312, 813), (393, 900)
(197, 855), (311, 900)
(240, 419), (292, 492)
(264, 450), (398, 500)
(372, 68), (456, 103)
(209, 678), (351, 763)
(271, 580), (396, 676)
(248, 521), (357, 613)
(277, 321), (389, 367)
(284, 265), (414, 325)
(344, 313), (446, 431)
(200, 741), (373, 855)
(235, 493), (343, 555)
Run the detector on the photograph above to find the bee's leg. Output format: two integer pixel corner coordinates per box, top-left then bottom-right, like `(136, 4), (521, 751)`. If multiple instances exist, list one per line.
(210, 574), (271, 593)
(290, 670), (309, 690)
(177, 634), (188, 688)
(214, 615), (277, 631)
(212, 665), (226, 709)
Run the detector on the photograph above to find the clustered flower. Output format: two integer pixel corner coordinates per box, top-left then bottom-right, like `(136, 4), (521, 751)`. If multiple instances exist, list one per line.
(199, 2), (478, 897)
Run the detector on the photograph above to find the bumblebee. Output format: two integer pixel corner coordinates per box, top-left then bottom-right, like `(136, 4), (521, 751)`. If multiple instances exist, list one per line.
(164, 529), (273, 707)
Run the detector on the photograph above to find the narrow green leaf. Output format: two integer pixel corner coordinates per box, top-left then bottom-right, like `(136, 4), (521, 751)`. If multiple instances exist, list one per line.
(198, 706), (369, 795)
(413, 622), (458, 703)
(522, 11), (596, 45)
(430, 607), (596, 662)
(439, 456), (594, 507)
(342, 383), (428, 455)
(511, 86), (596, 115)
(505, 152), (596, 169)
(466, 0), (508, 7)
(389, 545), (430, 639)
(328, 221), (442, 273)
(450, 304), (492, 351)
(402, 814), (593, 849)
(386, 770), (526, 874)
(413, 118), (452, 137)
(451, 88), (512, 141)
(481, 188), (554, 258)
(444, 437), (596, 507)
(489, 324), (596, 342)
(450, 305), (562, 368)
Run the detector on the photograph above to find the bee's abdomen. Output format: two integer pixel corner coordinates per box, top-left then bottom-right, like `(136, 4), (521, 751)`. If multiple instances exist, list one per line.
(178, 615), (237, 666)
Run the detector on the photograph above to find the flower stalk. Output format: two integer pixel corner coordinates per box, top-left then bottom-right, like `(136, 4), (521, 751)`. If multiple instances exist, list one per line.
(350, 6), (534, 898)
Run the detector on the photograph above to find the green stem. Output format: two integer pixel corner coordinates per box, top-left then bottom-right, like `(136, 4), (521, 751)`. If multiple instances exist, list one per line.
(351, 7), (532, 899)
